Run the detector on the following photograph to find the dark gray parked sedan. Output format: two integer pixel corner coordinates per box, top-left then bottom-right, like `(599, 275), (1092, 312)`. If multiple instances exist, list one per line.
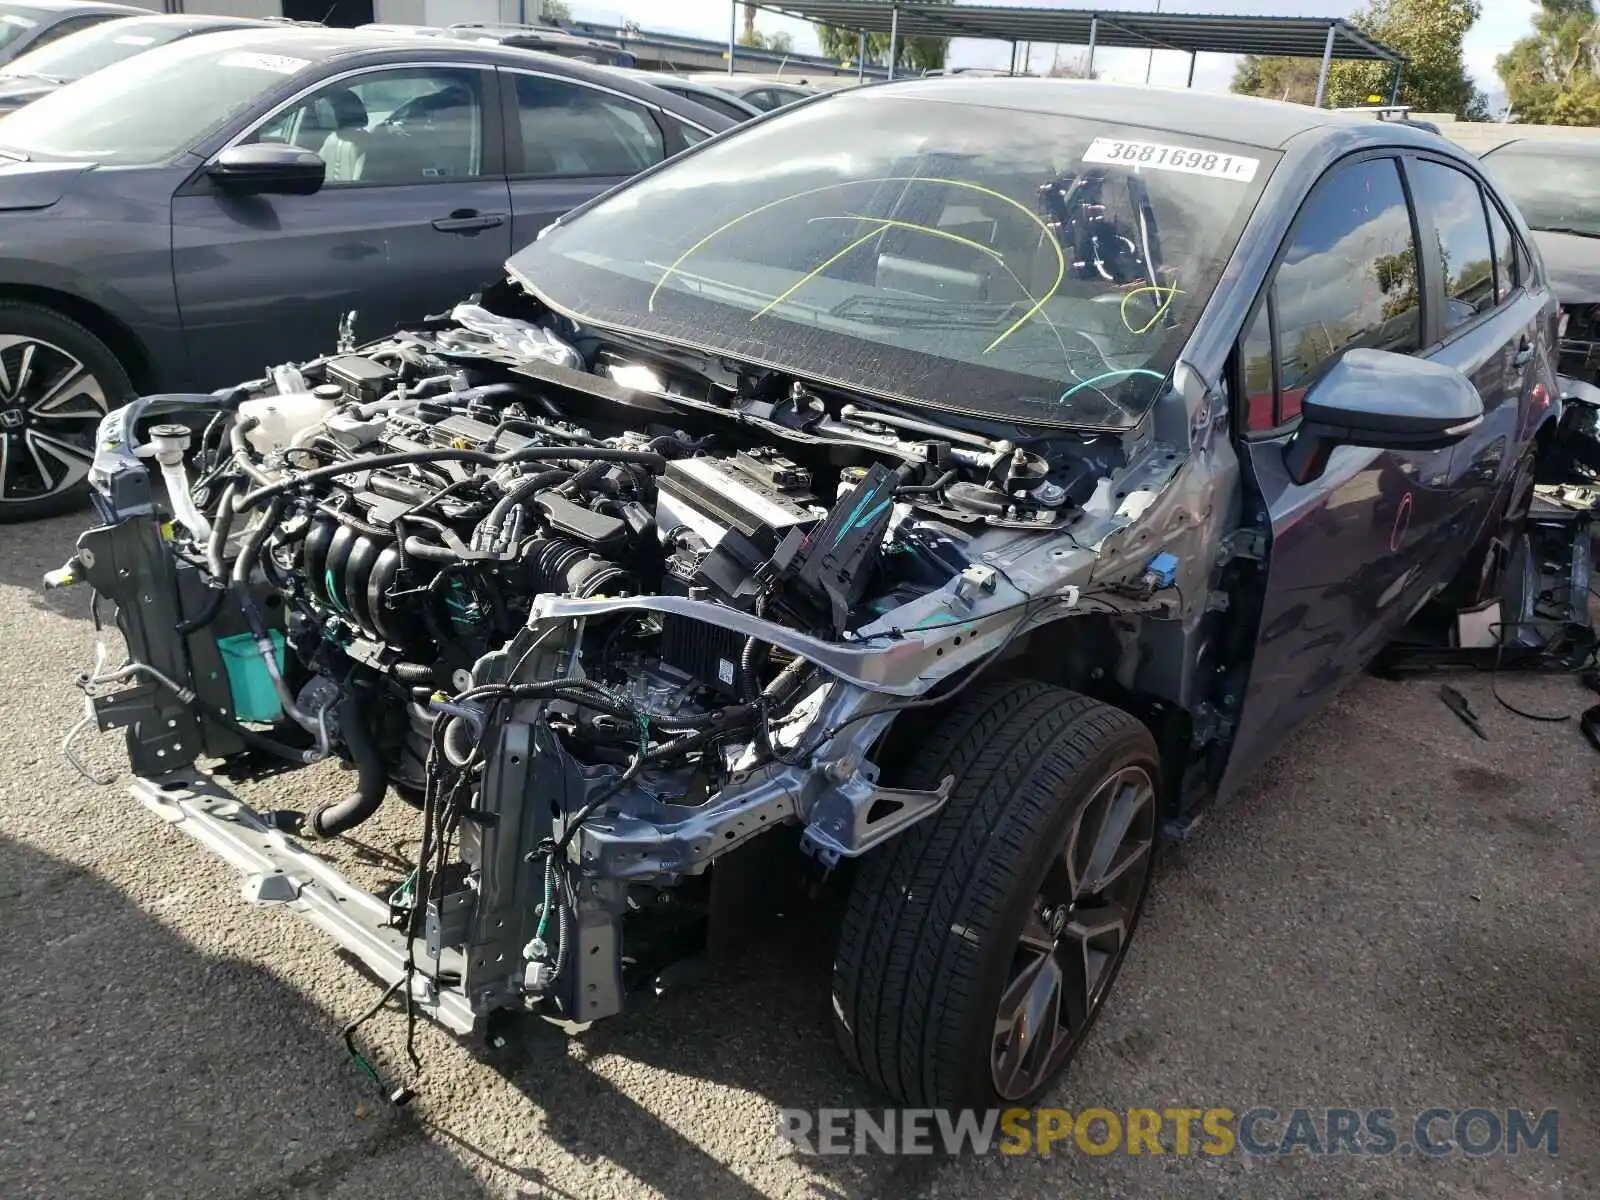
(0, 27), (734, 520)
(61, 79), (1593, 1109)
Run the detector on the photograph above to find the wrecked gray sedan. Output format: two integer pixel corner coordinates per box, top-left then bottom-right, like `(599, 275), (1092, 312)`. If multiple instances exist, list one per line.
(53, 82), (1595, 1108)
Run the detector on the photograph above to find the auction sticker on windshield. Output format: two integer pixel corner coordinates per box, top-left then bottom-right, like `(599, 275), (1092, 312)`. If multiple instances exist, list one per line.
(1083, 137), (1260, 182)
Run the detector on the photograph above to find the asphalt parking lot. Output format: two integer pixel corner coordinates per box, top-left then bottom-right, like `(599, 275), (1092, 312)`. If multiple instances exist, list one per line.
(2, 510), (1598, 1199)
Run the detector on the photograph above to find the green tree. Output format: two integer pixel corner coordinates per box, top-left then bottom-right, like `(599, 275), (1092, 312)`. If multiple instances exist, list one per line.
(1231, 55), (1324, 103)
(814, 0), (949, 72)
(1231, 0), (1487, 118)
(1498, 0), (1600, 125)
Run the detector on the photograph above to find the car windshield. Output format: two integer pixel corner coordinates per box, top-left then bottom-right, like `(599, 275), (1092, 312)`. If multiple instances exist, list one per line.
(0, 6), (45, 53)
(1483, 145), (1600, 237)
(0, 34), (314, 164)
(509, 92), (1275, 429)
(1, 17), (201, 82)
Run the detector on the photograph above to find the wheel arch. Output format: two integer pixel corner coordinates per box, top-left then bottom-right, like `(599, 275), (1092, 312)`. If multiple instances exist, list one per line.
(0, 283), (159, 394)
(872, 610), (1197, 824)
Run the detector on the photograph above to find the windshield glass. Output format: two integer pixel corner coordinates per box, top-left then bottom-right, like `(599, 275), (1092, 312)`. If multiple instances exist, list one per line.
(0, 7), (44, 54)
(509, 92), (1275, 428)
(2, 18), (198, 82)
(1483, 145), (1600, 237)
(0, 34), (313, 164)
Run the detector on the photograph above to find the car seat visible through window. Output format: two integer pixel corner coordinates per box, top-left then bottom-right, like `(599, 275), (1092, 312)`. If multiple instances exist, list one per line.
(316, 89), (373, 184)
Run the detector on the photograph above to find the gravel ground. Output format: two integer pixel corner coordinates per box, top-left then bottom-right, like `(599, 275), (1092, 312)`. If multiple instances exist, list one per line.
(2, 511), (1597, 1199)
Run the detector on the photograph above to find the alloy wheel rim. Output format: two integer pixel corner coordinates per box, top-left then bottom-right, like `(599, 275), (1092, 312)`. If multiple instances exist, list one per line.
(0, 333), (107, 504)
(990, 763), (1157, 1101)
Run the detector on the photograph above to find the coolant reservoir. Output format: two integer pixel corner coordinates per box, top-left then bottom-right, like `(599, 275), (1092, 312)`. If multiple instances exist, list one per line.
(238, 391), (336, 455)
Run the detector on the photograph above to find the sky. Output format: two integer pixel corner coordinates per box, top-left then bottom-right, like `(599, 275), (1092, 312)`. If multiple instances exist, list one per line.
(570, 0), (1540, 109)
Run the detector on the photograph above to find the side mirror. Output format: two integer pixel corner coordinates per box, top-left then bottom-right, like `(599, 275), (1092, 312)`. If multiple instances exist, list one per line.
(206, 144), (325, 196)
(1283, 348), (1484, 485)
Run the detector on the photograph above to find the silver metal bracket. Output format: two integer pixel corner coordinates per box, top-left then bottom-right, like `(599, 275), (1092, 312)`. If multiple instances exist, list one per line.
(800, 770), (956, 867)
(129, 773), (483, 1035)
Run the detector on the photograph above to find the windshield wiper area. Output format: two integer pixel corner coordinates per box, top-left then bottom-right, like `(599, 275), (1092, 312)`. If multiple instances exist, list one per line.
(1532, 225), (1600, 240)
(832, 294), (1020, 329)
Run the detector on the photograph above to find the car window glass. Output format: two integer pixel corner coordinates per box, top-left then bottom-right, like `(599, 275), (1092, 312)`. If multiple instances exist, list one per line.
(247, 67), (486, 186)
(690, 91), (752, 122)
(1485, 199), (1517, 303)
(1275, 157), (1420, 397)
(674, 119), (710, 147)
(1409, 160), (1495, 333)
(512, 73), (664, 178)
(25, 14), (107, 50)
(1241, 302), (1277, 431)
(743, 88), (778, 111)
(770, 87), (809, 106)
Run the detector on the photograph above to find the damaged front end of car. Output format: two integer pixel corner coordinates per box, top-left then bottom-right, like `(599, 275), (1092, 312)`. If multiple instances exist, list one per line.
(48, 293), (1221, 1039)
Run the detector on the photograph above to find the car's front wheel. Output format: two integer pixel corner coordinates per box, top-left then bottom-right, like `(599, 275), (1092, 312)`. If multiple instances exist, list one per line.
(831, 681), (1161, 1108)
(0, 302), (132, 524)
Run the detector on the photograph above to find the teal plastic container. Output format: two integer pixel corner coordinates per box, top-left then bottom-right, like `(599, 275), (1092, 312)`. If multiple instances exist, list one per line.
(215, 631), (286, 723)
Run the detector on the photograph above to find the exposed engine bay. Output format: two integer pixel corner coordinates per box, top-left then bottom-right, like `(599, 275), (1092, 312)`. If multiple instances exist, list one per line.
(47, 293), (1228, 1043)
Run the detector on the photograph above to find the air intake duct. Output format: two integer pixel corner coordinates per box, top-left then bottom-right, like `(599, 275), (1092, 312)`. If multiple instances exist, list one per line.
(521, 538), (633, 598)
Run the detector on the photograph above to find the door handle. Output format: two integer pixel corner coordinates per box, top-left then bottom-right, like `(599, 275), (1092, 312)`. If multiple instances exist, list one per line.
(432, 209), (505, 233)
(1512, 339), (1534, 368)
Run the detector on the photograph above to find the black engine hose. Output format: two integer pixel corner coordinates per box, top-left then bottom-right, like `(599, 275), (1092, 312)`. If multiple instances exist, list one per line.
(228, 416), (276, 488)
(231, 496), (287, 588)
(484, 468), (572, 532)
(174, 481), (242, 636)
(306, 691), (388, 838)
(442, 715), (476, 768)
(237, 446), (667, 510)
(738, 636), (769, 705)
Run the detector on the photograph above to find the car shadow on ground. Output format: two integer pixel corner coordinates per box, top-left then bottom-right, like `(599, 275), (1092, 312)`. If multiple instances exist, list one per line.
(0, 833), (500, 1199)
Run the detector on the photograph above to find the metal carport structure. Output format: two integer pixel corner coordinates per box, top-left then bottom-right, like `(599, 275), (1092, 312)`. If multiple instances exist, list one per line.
(743, 2), (1406, 108)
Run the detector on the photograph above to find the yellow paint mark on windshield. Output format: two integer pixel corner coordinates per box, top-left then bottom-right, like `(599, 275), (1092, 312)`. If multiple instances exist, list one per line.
(749, 225), (886, 322)
(647, 175), (1065, 355)
(1120, 283), (1183, 334)
(810, 214), (1004, 261)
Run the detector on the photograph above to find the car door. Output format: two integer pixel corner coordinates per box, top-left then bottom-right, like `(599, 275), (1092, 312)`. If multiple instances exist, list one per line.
(499, 67), (689, 251)
(1222, 154), (1469, 782)
(1406, 156), (1552, 548)
(170, 62), (512, 387)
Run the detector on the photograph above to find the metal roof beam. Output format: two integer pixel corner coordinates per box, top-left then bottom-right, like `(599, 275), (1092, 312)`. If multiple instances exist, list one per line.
(1094, 16), (1186, 55)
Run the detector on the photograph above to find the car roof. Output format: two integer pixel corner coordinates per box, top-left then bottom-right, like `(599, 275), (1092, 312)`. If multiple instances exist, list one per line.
(844, 77), (1453, 153)
(14, 0), (142, 12)
(681, 72), (819, 92)
(158, 27), (741, 126)
(92, 13), (267, 29)
(642, 74), (763, 114)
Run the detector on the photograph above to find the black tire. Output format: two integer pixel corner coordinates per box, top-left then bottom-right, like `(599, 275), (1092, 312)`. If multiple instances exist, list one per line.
(0, 302), (134, 524)
(832, 681), (1161, 1108)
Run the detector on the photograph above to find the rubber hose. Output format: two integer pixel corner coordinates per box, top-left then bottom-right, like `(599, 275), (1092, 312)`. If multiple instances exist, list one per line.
(738, 636), (768, 705)
(442, 715), (476, 768)
(205, 482), (239, 580)
(175, 587), (227, 638)
(306, 692), (388, 838)
(238, 446), (667, 509)
(232, 496), (286, 587)
(484, 469), (572, 531)
(192, 698), (320, 764)
(228, 416), (276, 488)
